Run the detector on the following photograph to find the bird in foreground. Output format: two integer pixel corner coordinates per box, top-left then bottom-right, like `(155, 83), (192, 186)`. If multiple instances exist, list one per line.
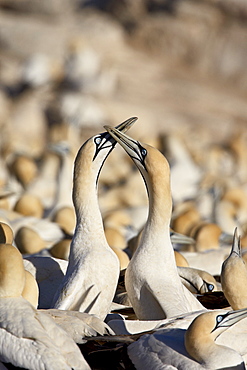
(104, 125), (203, 320)
(221, 227), (247, 310)
(0, 243), (90, 370)
(52, 117), (137, 320)
(127, 308), (247, 369)
(20, 256), (113, 343)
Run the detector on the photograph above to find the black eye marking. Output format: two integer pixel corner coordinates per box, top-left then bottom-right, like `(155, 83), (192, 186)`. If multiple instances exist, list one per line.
(93, 133), (114, 162)
(94, 137), (102, 145)
(141, 148), (147, 157)
(216, 315), (223, 324)
(132, 143), (147, 169)
(207, 283), (214, 292)
(211, 313), (229, 332)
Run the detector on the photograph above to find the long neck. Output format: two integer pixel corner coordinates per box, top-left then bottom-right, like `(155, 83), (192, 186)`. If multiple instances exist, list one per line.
(139, 159), (204, 312)
(148, 172), (172, 230)
(71, 150), (108, 257)
(73, 184), (104, 234)
(140, 170), (173, 257)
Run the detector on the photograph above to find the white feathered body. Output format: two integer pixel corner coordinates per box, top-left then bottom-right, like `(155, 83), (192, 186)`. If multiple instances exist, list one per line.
(0, 297), (90, 370)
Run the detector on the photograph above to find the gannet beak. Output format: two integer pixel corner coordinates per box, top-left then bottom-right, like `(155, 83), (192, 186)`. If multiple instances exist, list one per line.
(115, 117), (138, 133)
(230, 227), (241, 257)
(212, 307), (247, 332)
(103, 117), (138, 146)
(170, 229), (195, 245)
(104, 125), (146, 167)
(93, 117), (138, 161)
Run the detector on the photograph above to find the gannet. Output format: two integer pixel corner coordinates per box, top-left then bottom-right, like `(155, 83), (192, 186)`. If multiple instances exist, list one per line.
(15, 225), (47, 254)
(9, 153), (37, 189)
(127, 308), (247, 369)
(0, 243), (90, 370)
(13, 192), (43, 218)
(0, 209), (64, 251)
(189, 222), (223, 252)
(0, 222), (13, 244)
(52, 117), (137, 320)
(18, 248), (115, 343)
(52, 205), (76, 235)
(178, 267), (217, 294)
(221, 228), (247, 310)
(20, 254), (114, 343)
(185, 309), (247, 369)
(104, 126), (203, 320)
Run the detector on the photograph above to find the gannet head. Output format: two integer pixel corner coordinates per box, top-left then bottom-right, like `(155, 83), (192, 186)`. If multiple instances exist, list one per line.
(185, 308), (247, 363)
(75, 117), (137, 176)
(0, 243), (26, 298)
(104, 125), (171, 197)
(73, 117), (137, 203)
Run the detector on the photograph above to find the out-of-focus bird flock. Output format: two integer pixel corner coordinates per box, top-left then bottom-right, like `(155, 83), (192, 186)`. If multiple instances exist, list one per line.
(1, 0), (247, 369)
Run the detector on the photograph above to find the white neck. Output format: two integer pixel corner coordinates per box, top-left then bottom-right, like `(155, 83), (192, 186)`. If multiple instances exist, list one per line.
(69, 152), (109, 263)
(139, 164), (204, 313)
(139, 173), (174, 261)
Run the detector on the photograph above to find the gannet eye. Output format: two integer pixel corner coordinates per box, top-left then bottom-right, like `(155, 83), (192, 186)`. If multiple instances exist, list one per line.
(141, 148), (147, 157)
(207, 284), (214, 292)
(94, 137), (102, 145)
(216, 315), (223, 324)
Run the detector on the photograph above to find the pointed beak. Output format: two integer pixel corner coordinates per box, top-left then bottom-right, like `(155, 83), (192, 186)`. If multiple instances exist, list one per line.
(230, 227), (241, 257)
(92, 118), (138, 163)
(101, 118), (138, 147)
(218, 307), (247, 329)
(104, 125), (141, 160)
(115, 117), (138, 133)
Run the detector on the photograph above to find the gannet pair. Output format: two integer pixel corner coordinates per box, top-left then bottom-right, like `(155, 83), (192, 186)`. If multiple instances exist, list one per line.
(104, 126), (204, 320)
(52, 117), (138, 320)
